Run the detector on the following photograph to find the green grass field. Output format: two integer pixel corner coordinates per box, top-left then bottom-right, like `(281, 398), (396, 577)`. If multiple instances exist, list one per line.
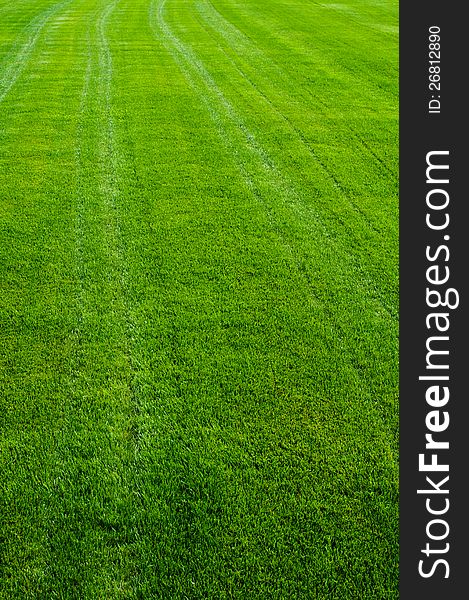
(0, 0), (398, 597)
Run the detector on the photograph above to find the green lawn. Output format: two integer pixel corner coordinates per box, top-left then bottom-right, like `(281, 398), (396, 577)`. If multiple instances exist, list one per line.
(0, 0), (398, 598)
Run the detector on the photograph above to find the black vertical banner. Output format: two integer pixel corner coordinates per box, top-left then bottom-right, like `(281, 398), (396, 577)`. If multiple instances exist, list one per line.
(400, 2), (467, 598)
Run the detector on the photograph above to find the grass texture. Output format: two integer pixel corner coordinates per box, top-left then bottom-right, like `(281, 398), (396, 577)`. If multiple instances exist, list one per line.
(0, 0), (398, 598)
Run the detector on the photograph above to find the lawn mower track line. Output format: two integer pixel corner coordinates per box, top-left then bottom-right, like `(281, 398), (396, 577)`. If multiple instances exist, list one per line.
(0, 0), (73, 104)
